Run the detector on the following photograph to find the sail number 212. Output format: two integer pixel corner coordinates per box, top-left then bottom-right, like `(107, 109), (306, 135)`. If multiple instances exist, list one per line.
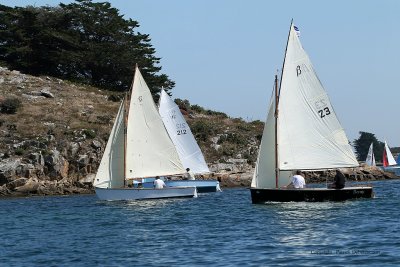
(177, 129), (187, 135)
(318, 107), (331, 118)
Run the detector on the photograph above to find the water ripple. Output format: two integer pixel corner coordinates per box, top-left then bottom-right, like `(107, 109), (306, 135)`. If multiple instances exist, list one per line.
(0, 180), (399, 266)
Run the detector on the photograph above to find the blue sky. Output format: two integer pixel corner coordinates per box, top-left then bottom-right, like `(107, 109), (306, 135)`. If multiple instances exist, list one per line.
(3, 0), (400, 146)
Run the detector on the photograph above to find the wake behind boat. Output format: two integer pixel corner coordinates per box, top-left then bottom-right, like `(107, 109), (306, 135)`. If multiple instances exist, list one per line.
(93, 66), (197, 201)
(250, 21), (373, 203)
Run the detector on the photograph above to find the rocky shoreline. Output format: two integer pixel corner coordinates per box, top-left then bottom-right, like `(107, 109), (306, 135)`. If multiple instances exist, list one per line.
(1, 163), (398, 198)
(210, 164), (399, 188)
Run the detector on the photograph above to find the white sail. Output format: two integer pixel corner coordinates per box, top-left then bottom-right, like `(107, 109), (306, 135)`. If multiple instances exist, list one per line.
(125, 67), (186, 178)
(383, 141), (396, 167)
(251, 91), (292, 188)
(365, 143), (376, 166)
(277, 23), (358, 171)
(159, 89), (209, 174)
(94, 101), (125, 189)
(253, 22), (359, 189)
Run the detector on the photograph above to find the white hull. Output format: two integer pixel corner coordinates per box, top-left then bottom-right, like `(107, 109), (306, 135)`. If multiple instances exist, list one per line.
(95, 187), (197, 201)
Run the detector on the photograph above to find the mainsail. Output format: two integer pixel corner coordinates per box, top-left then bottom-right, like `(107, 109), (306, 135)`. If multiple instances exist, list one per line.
(159, 89), (210, 174)
(383, 141), (396, 167)
(125, 67), (186, 178)
(278, 23), (358, 171)
(365, 143), (376, 166)
(252, 22), (358, 189)
(94, 101), (125, 188)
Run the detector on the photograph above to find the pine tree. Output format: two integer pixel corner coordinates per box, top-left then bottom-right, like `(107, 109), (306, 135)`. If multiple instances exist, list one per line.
(353, 132), (383, 163)
(0, 0), (174, 96)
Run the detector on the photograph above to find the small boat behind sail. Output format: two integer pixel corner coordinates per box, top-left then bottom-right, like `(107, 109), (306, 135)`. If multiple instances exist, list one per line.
(94, 66), (197, 200)
(365, 143), (376, 166)
(158, 89), (221, 192)
(250, 21), (373, 203)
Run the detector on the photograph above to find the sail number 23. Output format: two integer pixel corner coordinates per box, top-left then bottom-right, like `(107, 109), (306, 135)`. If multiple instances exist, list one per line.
(318, 107), (331, 118)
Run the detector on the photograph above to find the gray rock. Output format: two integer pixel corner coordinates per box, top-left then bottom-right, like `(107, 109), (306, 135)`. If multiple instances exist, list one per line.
(0, 184), (10, 196)
(40, 88), (55, 98)
(15, 178), (40, 193)
(91, 140), (102, 150)
(78, 155), (89, 167)
(80, 173), (95, 184)
(22, 94), (46, 100)
(11, 70), (21, 75)
(7, 177), (28, 190)
(0, 158), (21, 184)
(27, 91), (43, 96)
(45, 150), (60, 166)
(68, 142), (80, 157)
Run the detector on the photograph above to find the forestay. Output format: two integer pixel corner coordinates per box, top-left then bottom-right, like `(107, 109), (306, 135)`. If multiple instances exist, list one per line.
(159, 89), (210, 174)
(94, 101), (125, 188)
(125, 68), (186, 178)
(277, 24), (358, 171)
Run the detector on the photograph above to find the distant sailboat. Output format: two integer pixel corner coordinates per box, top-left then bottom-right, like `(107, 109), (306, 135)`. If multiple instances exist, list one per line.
(365, 143), (376, 166)
(383, 141), (397, 167)
(250, 21), (373, 202)
(94, 66), (197, 200)
(158, 89), (221, 192)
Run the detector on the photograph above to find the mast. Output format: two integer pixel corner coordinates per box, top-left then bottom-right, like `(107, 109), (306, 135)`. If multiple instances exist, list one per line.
(123, 93), (128, 187)
(124, 65), (137, 186)
(278, 19), (293, 99)
(274, 20), (293, 188)
(274, 74), (279, 188)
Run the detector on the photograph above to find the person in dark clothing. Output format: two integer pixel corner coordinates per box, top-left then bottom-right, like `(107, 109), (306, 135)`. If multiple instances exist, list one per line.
(328, 169), (346, 189)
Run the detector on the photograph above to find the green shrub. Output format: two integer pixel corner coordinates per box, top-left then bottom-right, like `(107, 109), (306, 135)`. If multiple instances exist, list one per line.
(174, 98), (190, 111)
(190, 104), (205, 114)
(83, 129), (96, 139)
(15, 147), (25, 156)
(0, 97), (22, 114)
(206, 110), (228, 118)
(190, 120), (215, 142)
(107, 94), (122, 102)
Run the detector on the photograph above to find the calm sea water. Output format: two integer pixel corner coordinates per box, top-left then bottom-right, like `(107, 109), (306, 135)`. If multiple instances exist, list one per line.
(1, 180), (399, 267)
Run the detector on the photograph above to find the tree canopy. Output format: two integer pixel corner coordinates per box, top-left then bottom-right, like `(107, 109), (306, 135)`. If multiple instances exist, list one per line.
(0, 0), (174, 96)
(353, 131), (384, 163)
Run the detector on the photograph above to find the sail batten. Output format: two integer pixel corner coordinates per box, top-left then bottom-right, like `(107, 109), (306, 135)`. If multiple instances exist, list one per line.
(159, 89), (210, 174)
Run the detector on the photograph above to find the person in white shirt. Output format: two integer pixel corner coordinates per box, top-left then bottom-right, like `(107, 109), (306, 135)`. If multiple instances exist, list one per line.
(153, 176), (166, 189)
(286, 170), (306, 188)
(183, 168), (195, 180)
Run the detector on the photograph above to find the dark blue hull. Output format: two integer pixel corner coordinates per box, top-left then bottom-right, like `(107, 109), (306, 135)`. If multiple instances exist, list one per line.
(250, 187), (374, 203)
